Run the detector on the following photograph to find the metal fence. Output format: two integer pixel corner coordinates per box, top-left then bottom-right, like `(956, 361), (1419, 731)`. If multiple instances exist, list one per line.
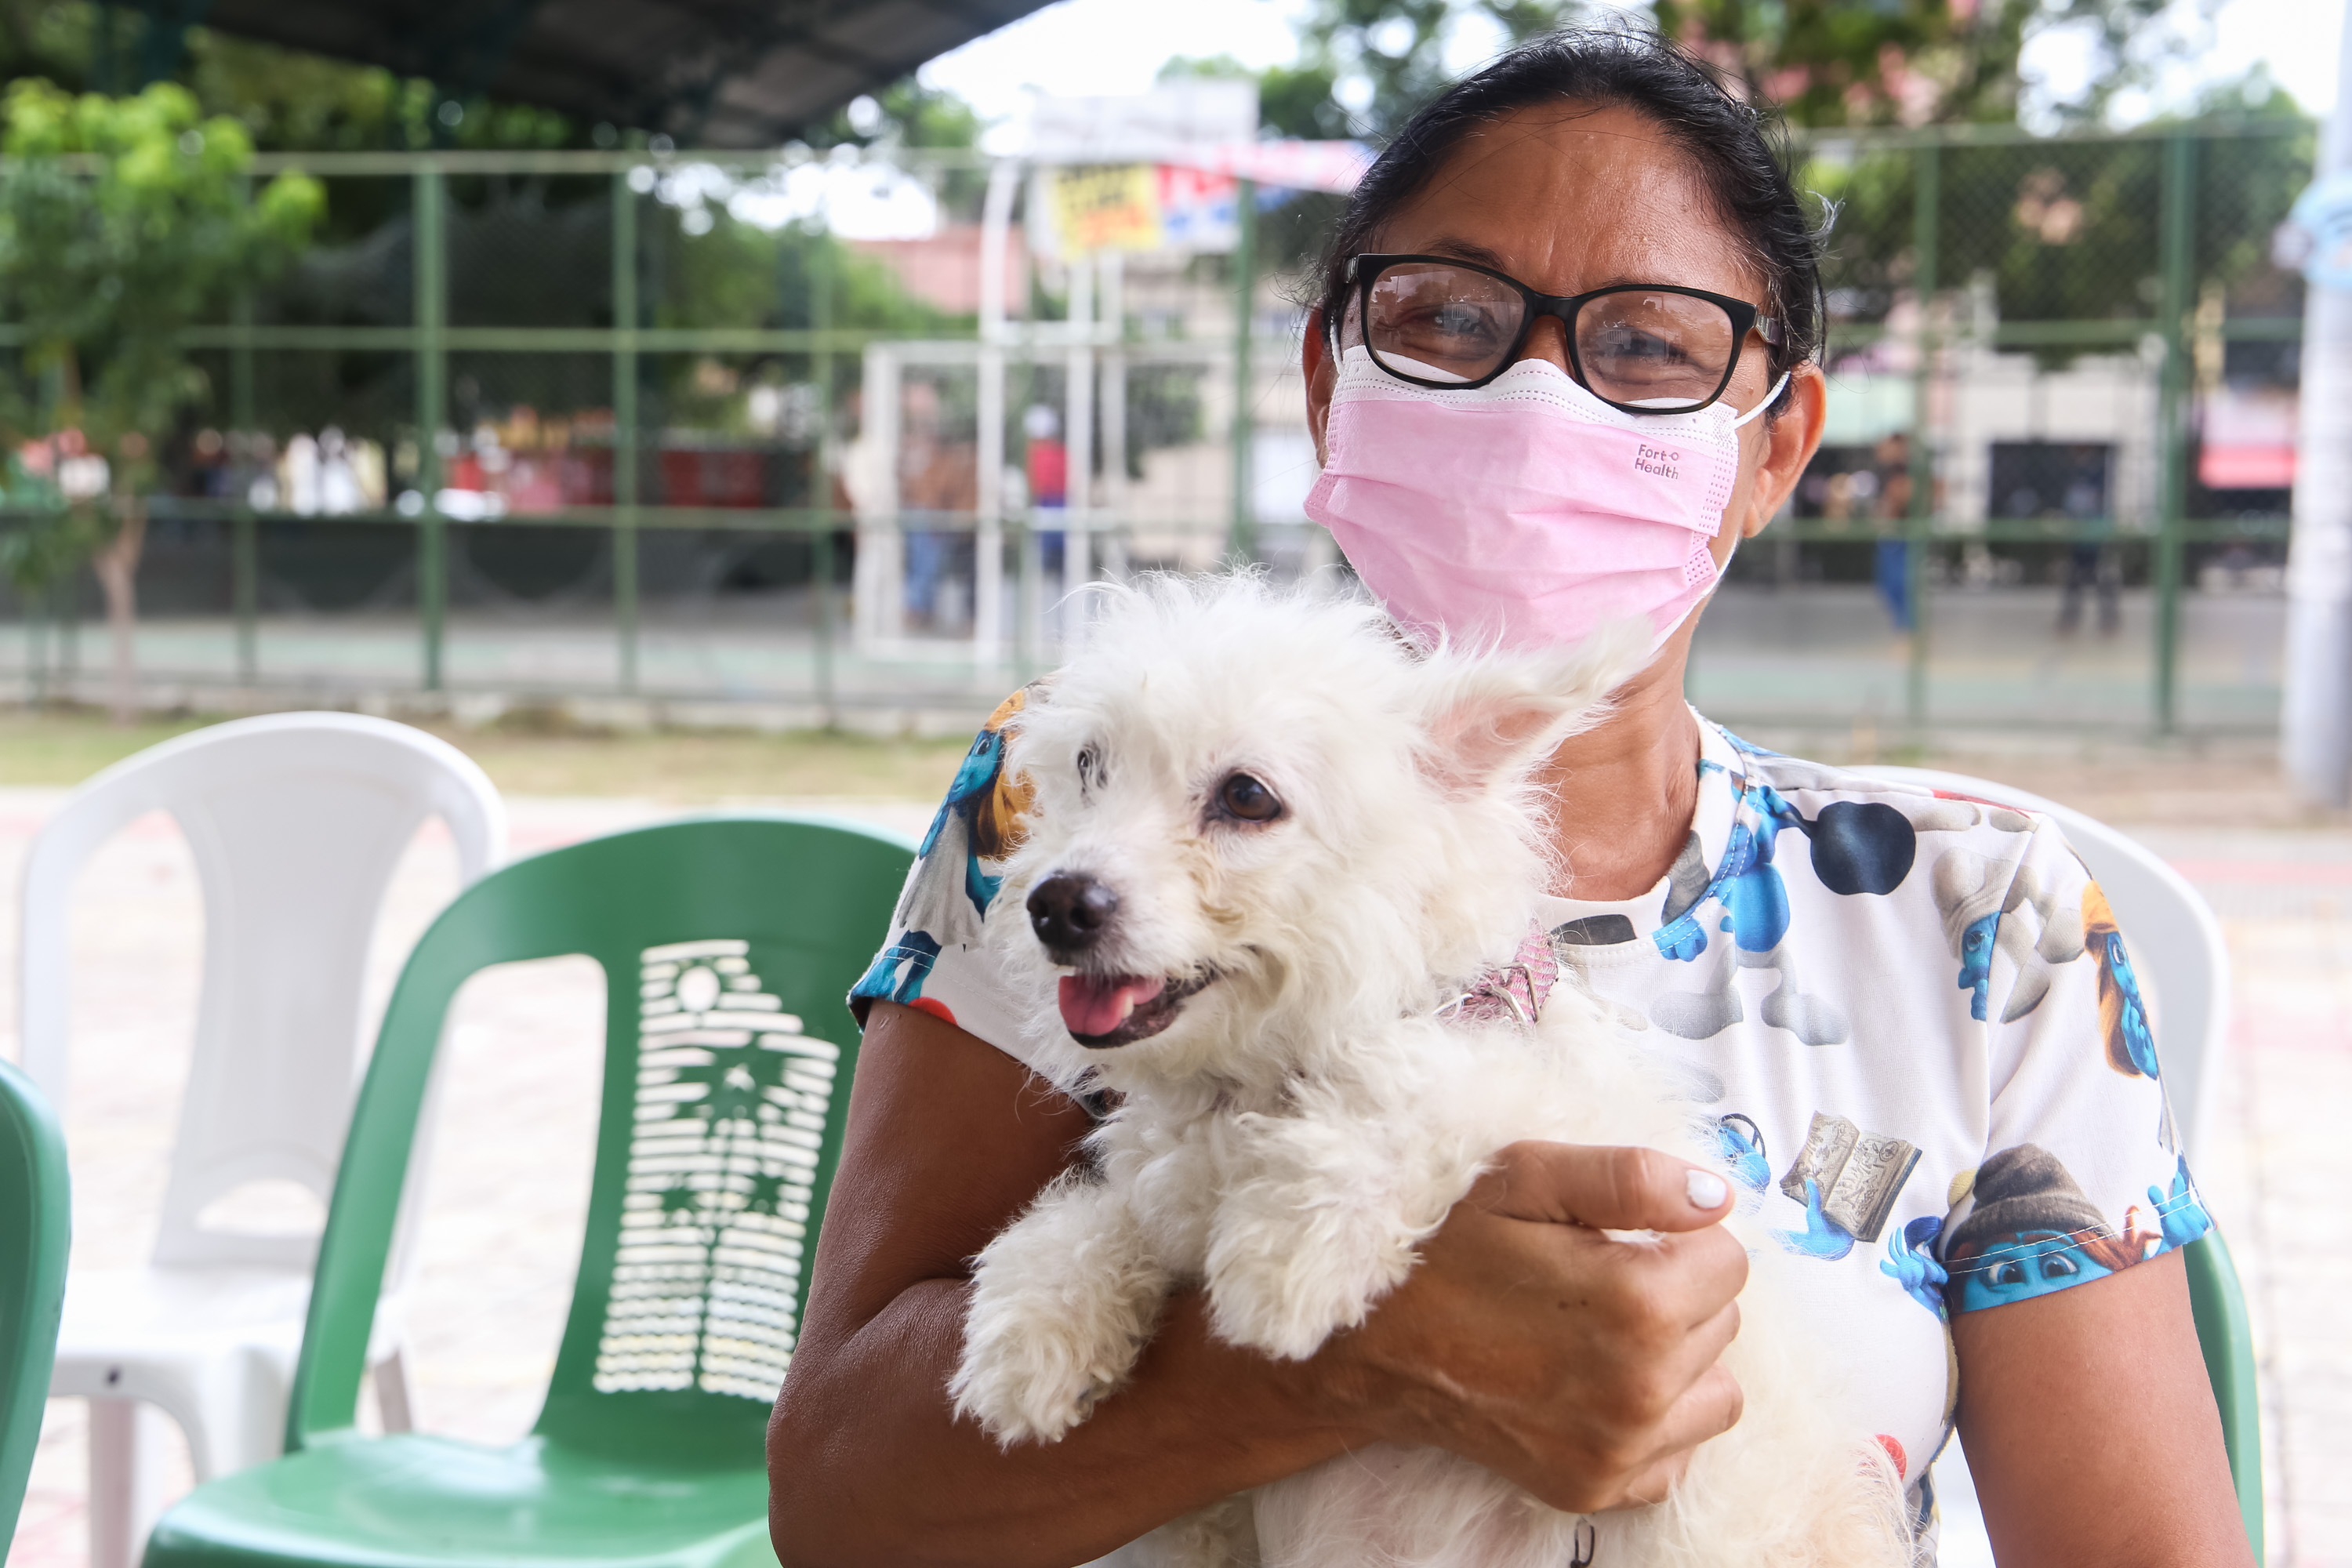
(0, 118), (2317, 735)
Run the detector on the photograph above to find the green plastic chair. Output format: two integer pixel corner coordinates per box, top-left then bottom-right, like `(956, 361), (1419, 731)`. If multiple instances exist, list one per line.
(2183, 1229), (2263, 1558)
(2, 1055), (72, 1554)
(141, 815), (915, 1568)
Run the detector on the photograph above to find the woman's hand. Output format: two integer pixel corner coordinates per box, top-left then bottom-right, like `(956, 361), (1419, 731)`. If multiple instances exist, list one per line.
(1309, 1140), (1749, 1514)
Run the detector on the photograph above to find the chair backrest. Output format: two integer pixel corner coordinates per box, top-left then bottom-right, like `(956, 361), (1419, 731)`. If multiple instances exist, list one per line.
(0, 1058), (70, 1553)
(2183, 1231), (2263, 1557)
(1853, 766), (2230, 1165)
(19, 712), (506, 1270)
(285, 815), (916, 1469)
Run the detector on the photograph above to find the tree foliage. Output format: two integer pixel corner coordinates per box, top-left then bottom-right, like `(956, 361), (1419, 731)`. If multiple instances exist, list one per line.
(0, 79), (321, 451)
(0, 77), (322, 713)
(1190, 0), (2230, 142)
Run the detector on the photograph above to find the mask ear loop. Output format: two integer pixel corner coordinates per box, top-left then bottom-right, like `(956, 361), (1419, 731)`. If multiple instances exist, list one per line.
(1729, 370), (1792, 429)
(1710, 371), (1793, 579)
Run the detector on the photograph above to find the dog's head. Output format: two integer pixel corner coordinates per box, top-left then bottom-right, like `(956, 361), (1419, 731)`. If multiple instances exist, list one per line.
(988, 573), (1645, 1094)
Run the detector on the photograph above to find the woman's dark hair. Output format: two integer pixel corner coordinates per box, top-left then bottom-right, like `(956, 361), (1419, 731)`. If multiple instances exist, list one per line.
(1313, 27), (1823, 411)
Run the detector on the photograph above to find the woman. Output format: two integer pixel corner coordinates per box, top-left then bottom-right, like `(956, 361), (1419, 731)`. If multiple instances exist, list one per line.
(768, 31), (2246, 1568)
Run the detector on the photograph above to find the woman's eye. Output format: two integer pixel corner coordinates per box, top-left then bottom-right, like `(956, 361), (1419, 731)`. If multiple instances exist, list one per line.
(1216, 773), (1282, 822)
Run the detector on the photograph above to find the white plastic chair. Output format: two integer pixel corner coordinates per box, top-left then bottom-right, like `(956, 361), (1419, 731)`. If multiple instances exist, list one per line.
(1857, 765), (2231, 1566)
(17, 712), (506, 1568)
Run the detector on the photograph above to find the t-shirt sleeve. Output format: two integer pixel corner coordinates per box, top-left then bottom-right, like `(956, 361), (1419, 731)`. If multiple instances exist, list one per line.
(848, 686), (1049, 1069)
(1936, 813), (2212, 1313)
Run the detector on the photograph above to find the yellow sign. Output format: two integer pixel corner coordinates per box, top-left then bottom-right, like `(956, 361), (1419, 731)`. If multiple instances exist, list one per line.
(1049, 164), (1163, 254)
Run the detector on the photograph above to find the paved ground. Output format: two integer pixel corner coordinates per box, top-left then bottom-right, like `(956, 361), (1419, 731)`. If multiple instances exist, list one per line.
(2, 786), (2344, 1566)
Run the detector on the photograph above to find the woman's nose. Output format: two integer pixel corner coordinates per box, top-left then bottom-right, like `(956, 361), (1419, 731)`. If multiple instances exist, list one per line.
(1515, 312), (1575, 376)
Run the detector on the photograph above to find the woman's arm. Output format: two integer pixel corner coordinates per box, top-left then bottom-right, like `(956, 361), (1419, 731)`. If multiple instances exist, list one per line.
(1954, 1247), (2252, 1568)
(767, 1000), (1752, 1568)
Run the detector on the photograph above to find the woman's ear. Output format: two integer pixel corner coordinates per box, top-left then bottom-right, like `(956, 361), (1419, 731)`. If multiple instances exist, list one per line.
(1738, 361), (1828, 540)
(1304, 307), (1334, 463)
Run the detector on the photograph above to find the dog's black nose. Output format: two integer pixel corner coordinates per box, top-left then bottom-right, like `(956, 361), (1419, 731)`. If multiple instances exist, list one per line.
(1028, 873), (1118, 952)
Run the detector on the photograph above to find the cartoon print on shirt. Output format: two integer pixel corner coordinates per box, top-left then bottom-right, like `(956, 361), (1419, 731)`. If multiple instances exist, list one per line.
(1715, 1112), (1772, 1194)
(1770, 1111), (1920, 1261)
(1929, 843), (2087, 1023)
(854, 929), (944, 1010)
(1942, 1144), (2209, 1312)
(2081, 880), (2159, 1078)
(852, 688), (1036, 1012)
(1650, 770), (1916, 1046)
(1882, 1216), (1950, 1318)
(895, 689), (1036, 938)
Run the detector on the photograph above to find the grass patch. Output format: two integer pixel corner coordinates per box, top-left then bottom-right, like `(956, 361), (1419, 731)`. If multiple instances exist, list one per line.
(0, 706), (971, 801)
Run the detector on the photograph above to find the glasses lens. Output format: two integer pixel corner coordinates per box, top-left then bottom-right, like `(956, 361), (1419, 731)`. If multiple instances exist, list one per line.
(1574, 289), (1738, 410)
(1365, 262), (1524, 384)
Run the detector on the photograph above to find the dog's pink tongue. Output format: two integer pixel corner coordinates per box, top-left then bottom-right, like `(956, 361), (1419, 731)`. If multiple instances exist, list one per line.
(1058, 975), (1164, 1036)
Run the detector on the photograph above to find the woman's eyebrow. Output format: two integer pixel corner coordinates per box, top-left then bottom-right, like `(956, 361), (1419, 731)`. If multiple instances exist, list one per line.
(1417, 236), (1518, 273)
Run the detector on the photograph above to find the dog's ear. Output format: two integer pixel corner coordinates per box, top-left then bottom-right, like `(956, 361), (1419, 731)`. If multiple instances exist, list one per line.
(1414, 620), (1650, 797)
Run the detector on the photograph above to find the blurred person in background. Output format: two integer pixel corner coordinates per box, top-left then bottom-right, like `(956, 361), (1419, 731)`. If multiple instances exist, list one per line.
(1025, 402), (1069, 583)
(1874, 430), (1913, 634)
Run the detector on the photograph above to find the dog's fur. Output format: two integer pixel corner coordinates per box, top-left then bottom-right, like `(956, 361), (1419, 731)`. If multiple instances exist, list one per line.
(950, 575), (1910, 1568)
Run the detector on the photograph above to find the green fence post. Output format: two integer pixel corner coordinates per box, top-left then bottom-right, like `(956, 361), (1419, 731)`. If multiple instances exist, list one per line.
(230, 286), (257, 688)
(809, 232), (837, 728)
(2154, 130), (2197, 735)
(1228, 176), (1256, 566)
(1905, 140), (1939, 735)
(612, 166), (640, 695)
(413, 162), (447, 695)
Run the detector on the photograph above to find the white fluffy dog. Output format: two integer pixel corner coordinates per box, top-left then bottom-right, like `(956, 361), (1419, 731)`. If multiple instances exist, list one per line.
(950, 575), (1908, 1568)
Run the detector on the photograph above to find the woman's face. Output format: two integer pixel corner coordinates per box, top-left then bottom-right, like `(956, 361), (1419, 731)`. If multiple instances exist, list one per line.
(1304, 101), (1828, 571)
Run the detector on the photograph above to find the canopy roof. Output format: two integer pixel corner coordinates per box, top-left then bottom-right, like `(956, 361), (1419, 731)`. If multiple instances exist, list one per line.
(198, 0), (1050, 147)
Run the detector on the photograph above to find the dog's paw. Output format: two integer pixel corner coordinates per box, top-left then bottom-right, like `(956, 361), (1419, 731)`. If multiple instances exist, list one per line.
(949, 1310), (1131, 1445)
(1205, 1228), (1414, 1361)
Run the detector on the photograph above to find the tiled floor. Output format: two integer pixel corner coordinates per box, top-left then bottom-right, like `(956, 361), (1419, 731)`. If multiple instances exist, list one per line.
(1, 789), (2343, 1566)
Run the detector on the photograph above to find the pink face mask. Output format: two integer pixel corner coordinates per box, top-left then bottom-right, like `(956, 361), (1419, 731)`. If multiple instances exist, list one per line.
(1305, 347), (1785, 657)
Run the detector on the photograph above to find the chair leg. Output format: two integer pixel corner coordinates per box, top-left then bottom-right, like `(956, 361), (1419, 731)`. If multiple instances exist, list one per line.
(87, 1399), (168, 1568)
(370, 1349), (416, 1434)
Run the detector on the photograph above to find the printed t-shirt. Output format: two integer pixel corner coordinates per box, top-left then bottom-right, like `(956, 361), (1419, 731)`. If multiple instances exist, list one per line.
(851, 699), (2210, 1541)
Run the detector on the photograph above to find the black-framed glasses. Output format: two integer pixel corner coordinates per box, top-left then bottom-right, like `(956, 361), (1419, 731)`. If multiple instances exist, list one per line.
(1351, 253), (1781, 414)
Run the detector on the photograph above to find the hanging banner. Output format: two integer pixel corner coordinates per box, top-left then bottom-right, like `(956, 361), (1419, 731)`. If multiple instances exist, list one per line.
(1171, 140), (1373, 195)
(1049, 164), (1163, 254)
(1157, 165), (1240, 252)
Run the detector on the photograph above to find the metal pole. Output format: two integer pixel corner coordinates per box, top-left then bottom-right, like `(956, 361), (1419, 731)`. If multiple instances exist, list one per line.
(413, 163), (447, 694)
(1101, 249), (1130, 583)
(2284, 5), (2352, 803)
(975, 159), (1019, 670)
(612, 166), (640, 694)
(2153, 130), (2197, 735)
(1904, 143), (1937, 734)
(230, 285), (257, 688)
(810, 229), (837, 727)
(1062, 252), (1094, 642)
(1229, 176), (1257, 565)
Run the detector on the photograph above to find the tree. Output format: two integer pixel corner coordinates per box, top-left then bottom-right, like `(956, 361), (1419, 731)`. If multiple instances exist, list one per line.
(0, 78), (321, 718)
(1207, 0), (2211, 141)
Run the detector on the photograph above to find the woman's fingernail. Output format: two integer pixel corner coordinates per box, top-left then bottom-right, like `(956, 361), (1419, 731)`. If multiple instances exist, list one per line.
(1687, 1171), (1730, 1210)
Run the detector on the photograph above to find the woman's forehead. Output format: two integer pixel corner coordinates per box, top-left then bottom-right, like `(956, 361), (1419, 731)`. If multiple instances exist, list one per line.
(1371, 102), (1761, 303)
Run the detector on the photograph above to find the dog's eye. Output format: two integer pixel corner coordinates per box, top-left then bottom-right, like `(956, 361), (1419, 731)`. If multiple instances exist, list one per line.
(1215, 772), (1282, 822)
(1076, 747), (1105, 793)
